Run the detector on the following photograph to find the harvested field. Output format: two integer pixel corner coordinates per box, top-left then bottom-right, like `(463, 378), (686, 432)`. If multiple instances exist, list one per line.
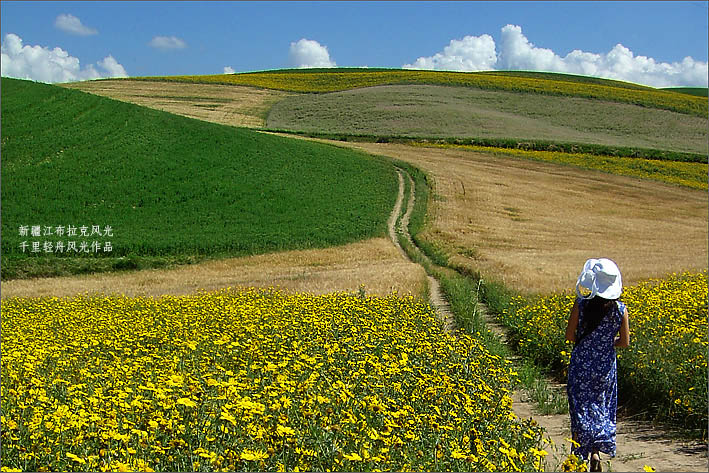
(267, 85), (709, 155)
(61, 79), (294, 128)
(322, 141), (708, 295)
(1, 237), (427, 299)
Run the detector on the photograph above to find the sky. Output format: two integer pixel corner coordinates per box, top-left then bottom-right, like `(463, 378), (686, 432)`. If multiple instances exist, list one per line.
(1, 1), (708, 87)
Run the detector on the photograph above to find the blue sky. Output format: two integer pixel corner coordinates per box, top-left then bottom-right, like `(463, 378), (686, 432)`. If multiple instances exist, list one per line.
(1, 1), (708, 86)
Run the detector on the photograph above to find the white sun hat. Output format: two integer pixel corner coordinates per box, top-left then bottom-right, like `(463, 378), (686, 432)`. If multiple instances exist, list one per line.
(575, 258), (623, 300)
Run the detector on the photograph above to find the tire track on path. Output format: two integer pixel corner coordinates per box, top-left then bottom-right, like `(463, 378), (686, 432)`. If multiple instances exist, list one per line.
(389, 170), (455, 331)
(388, 167), (707, 472)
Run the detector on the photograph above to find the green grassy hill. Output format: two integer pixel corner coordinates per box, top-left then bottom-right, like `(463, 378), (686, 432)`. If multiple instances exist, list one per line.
(1, 78), (398, 280)
(661, 87), (709, 97)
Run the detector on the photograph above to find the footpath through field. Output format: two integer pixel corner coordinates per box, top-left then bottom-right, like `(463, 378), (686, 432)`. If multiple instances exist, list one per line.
(388, 166), (708, 472)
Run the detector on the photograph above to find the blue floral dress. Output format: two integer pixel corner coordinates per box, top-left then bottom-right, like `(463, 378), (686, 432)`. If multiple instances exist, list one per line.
(566, 297), (625, 461)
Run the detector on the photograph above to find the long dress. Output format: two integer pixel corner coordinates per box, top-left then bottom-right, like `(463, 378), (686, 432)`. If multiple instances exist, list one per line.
(566, 298), (625, 461)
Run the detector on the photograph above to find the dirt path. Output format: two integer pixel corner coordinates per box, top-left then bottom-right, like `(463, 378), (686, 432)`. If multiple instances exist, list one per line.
(390, 169), (456, 331)
(387, 170), (407, 258)
(389, 167), (708, 472)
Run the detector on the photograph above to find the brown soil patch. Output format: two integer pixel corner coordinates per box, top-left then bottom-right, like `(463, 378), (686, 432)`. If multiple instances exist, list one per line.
(329, 142), (708, 295)
(1, 238), (427, 299)
(61, 80), (294, 128)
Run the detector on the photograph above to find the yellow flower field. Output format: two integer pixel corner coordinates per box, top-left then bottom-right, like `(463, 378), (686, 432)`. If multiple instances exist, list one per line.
(1, 289), (548, 472)
(501, 271), (708, 431)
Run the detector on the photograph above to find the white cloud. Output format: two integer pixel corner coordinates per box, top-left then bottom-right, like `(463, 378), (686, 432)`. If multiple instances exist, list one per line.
(575, 44), (708, 88)
(404, 24), (708, 87)
(498, 24), (708, 87)
(289, 39), (336, 68)
(97, 55), (128, 78)
(403, 34), (497, 71)
(223, 66), (235, 74)
(1, 33), (127, 83)
(497, 24), (564, 71)
(54, 13), (97, 36)
(149, 36), (187, 51)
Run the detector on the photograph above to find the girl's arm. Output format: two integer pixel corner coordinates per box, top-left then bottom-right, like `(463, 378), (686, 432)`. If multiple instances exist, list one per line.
(565, 299), (580, 343)
(614, 307), (630, 348)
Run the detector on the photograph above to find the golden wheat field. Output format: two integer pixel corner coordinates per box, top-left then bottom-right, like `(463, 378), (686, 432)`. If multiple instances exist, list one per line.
(0, 237), (427, 300)
(62, 80), (293, 129)
(335, 141), (708, 295)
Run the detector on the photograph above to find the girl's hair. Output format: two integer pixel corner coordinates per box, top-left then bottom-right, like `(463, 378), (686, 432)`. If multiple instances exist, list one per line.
(577, 296), (616, 343)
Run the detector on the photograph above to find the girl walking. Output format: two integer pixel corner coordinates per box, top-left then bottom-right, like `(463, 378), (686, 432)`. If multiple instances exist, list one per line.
(565, 258), (630, 472)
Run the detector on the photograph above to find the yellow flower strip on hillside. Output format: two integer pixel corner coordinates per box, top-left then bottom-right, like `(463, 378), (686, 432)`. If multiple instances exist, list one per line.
(499, 271), (707, 430)
(1, 289), (548, 472)
(147, 70), (707, 116)
(418, 143), (708, 190)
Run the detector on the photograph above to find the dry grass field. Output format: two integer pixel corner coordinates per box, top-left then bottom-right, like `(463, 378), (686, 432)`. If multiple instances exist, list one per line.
(332, 142), (708, 295)
(62, 79), (293, 128)
(268, 84), (708, 154)
(1, 237), (427, 299)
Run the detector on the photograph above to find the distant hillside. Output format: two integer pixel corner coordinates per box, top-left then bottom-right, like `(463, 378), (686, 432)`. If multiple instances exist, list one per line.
(135, 68), (707, 117)
(266, 83), (708, 156)
(1, 78), (398, 279)
(661, 87), (709, 97)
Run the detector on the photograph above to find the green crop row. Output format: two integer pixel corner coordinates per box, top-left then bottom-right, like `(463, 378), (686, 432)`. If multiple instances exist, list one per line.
(262, 130), (707, 165)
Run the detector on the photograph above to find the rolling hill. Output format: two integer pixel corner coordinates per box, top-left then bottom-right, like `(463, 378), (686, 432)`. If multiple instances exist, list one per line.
(140, 68), (708, 116)
(266, 83), (707, 155)
(1, 78), (399, 279)
(68, 69), (708, 158)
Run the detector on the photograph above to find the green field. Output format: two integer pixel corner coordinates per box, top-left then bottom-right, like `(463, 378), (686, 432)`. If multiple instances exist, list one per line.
(266, 84), (708, 155)
(661, 87), (709, 97)
(1, 78), (399, 279)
